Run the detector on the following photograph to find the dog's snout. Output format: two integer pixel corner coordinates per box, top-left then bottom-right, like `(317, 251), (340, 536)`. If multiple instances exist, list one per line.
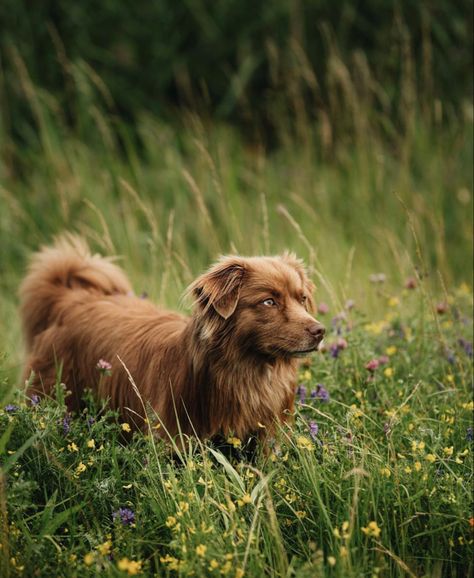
(307, 323), (325, 341)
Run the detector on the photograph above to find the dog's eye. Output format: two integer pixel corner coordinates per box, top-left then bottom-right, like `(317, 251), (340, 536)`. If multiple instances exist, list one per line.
(263, 298), (276, 307)
(300, 296), (307, 305)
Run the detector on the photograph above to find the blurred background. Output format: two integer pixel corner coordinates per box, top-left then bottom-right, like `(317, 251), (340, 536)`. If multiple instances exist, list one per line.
(0, 1), (473, 376)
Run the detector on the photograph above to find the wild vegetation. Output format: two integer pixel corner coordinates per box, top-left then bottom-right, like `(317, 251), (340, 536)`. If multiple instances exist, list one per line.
(0, 4), (473, 576)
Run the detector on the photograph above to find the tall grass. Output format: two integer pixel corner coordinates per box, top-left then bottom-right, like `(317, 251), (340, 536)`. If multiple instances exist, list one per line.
(0, 41), (473, 578)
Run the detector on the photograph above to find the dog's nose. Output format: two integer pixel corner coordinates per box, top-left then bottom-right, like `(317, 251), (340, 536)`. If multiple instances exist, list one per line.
(307, 323), (325, 341)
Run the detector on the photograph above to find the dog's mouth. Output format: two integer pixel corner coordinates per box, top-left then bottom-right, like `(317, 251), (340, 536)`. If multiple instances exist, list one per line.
(288, 347), (318, 358)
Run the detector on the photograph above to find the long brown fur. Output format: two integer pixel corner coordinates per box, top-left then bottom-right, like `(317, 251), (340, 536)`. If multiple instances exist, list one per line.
(20, 236), (325, 441)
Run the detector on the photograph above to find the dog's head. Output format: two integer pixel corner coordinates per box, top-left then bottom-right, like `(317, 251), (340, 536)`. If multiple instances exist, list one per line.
(188, 254), (325, 358)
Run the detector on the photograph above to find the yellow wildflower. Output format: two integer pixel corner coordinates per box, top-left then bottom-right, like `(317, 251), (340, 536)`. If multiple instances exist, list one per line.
(296, 436), (314, 451)
(404, 466), (412, 474)
(414, 461), (422, 472)
(196, 544), (207, 557)
(97, 540), (112, 556)
(295, 510), (307, 519)
(380, 467), (391, 478)
(237, 494), (252, 507)
(87, 439), (95, 449)
(361, 521), (381, 538)
(386, 346), (397, 356)
(75, 462), (87, 475)
(425, 453), (436, 463)
(235, 569), (245, 578)
(443, 446), (454, 457)
(121, 423), (132, 433)
(84, 552), (95, 566)
(384, 367), (394, 378)
(117, 557), (143, 575)
(462, 401), (474, 410)
(411, 441), (425, 452)
(388, 296), (400, 307)
(165, 516), (177, 528)
(209, 559), (219, 570)
(327, 556), (336, 567)
(67, 442), (79, 452)
(227, 436), (241, 448)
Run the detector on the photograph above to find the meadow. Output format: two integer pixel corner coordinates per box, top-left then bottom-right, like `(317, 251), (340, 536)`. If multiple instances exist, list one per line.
(0, 34), (473, 578)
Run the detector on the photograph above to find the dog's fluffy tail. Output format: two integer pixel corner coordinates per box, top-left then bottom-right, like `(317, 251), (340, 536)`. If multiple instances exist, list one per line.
(19, 235), (132, 349)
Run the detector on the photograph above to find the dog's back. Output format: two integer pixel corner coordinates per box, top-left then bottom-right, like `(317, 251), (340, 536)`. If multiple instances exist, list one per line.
(20, 235), (132, 350)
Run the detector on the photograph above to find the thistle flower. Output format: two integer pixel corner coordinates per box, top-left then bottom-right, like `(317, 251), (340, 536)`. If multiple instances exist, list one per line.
(96, 359), (112, 375)
(404, 277), (417, 289)
(113, 507), (135, 526)
(436, 302), (448, 314)
(365, 359), (379, 372)
(317, 302), (329, 315)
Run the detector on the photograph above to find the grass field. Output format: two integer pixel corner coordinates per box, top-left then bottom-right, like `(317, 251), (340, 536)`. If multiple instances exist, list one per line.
(0, 59), (473, 576)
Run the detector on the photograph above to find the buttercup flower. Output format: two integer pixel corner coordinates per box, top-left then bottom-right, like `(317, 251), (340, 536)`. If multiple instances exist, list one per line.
(117, 558), (142, 575)
(361, 521), (381, 538)
(227, 436), (241, 448)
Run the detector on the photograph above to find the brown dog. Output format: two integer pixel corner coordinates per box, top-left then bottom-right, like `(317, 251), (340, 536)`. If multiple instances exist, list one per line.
(20, 236), (325, 441)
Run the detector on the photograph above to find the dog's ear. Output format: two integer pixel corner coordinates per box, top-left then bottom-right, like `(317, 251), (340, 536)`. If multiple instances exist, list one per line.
(280, 252), (316, 312)
(187, 257), (246, 319)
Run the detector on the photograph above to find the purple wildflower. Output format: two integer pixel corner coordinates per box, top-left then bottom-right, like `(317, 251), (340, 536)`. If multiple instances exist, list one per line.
(404, 277), (417, 289)
(4, 404), (18, 413)
(445, 349), (456, 364)
(317, 302), (329, 315)
(308, 421), (319, 440)
(458, 338), (473, 358)
(330, 337), (348, 358)
(467, 427), (473, 442)
(62, 414), (71, 435)
(378, 355), (389, 365)
(312, 384), (330, 402)
(87, 417), (96, 427)
(296, 385), (307, 404)
(30, 394), (40, 406)
(96, 359), (112, 375)
(113, 507), (135, 526)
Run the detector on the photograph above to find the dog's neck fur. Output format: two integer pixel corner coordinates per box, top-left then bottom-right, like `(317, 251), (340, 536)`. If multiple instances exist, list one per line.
(172, 313), (297, 439)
